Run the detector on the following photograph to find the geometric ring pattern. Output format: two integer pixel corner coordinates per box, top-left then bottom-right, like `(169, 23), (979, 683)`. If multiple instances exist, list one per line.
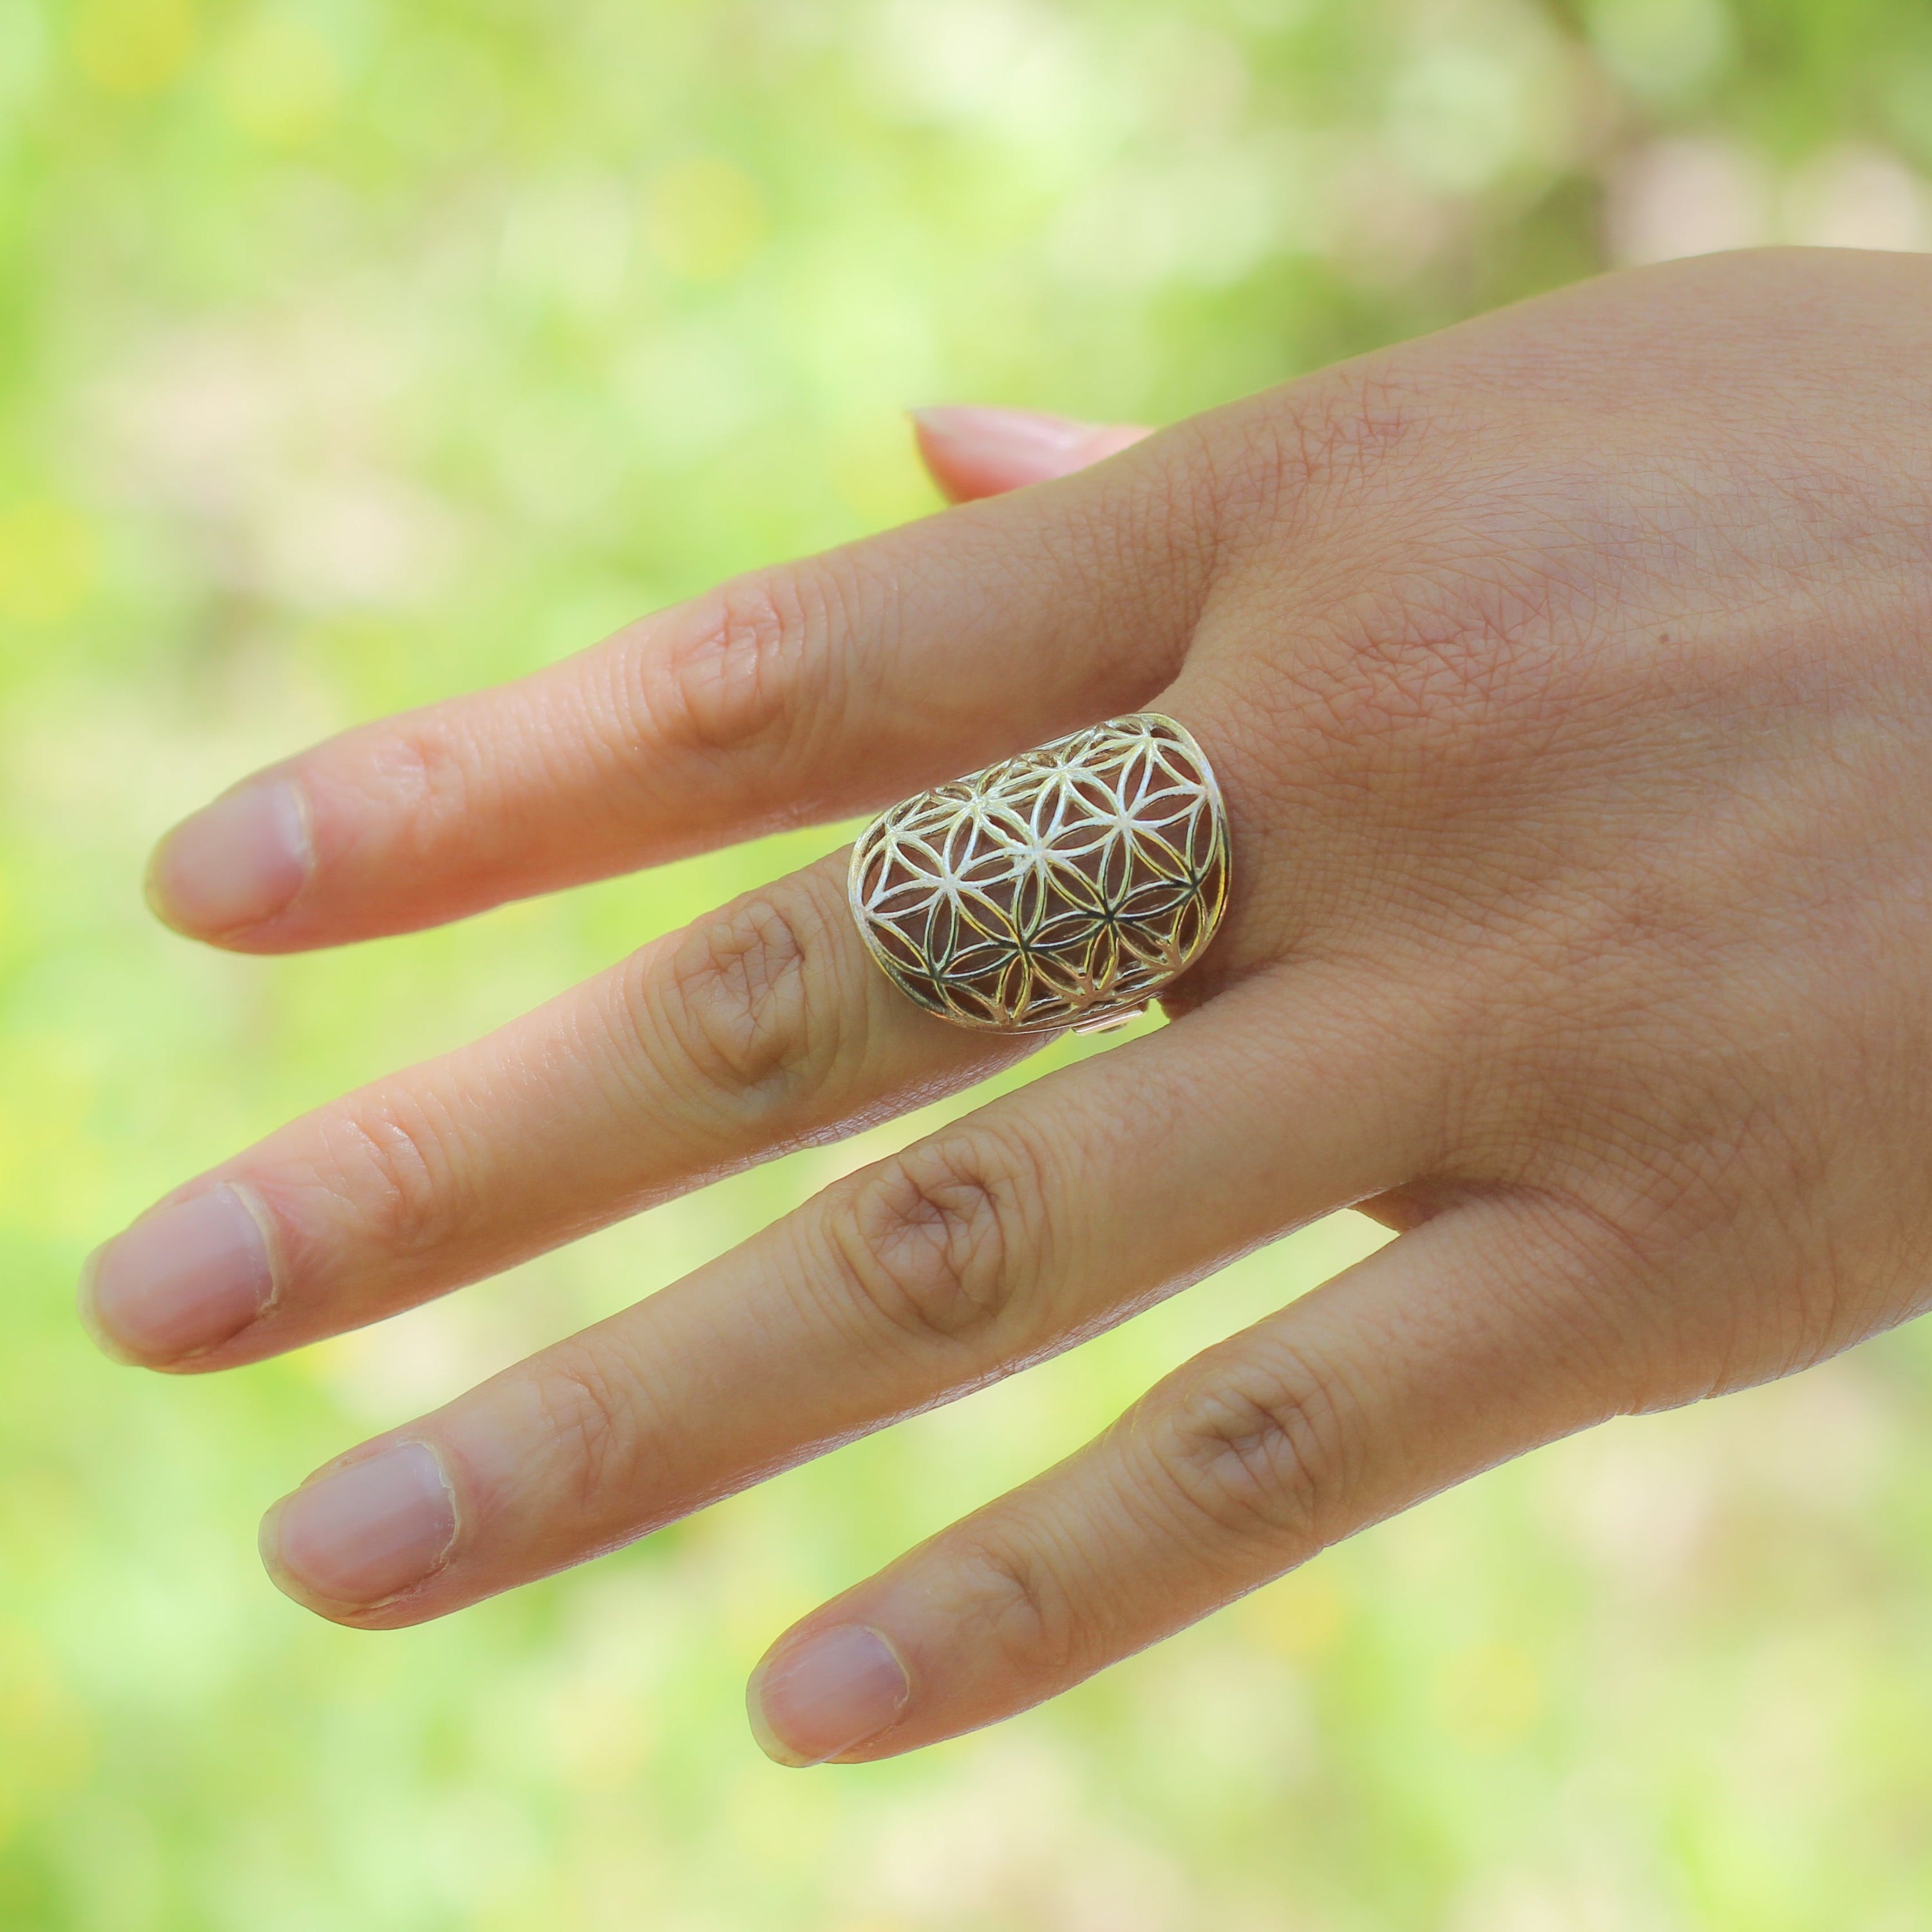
(849, 712), (1231, 1036)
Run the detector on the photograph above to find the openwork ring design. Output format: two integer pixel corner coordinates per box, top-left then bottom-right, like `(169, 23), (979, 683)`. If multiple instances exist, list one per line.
(848, 712), (1231, 1036)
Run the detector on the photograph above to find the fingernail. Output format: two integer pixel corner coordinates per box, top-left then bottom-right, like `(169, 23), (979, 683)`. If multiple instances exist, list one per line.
(261, 1440), (459, 1609)
(146, 775), (312, 937)
(910, 403), (1097, 460)
(80, 1183), (276, 1364)
(748, 1622), (911, 1767)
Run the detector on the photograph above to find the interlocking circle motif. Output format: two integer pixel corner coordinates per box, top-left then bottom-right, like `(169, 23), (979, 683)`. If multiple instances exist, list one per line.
(848, 712), (1231, 1036)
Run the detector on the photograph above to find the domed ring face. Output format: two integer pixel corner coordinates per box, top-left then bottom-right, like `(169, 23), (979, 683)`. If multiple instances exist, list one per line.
(848, 712), (1231, 1036)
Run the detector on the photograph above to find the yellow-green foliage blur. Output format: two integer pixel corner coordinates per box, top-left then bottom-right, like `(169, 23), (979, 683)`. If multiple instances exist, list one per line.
(8, 0), (1932, 1926)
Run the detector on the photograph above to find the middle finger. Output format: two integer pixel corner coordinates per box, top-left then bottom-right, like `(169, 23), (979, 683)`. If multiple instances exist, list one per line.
(259, 960), (1432, 1625)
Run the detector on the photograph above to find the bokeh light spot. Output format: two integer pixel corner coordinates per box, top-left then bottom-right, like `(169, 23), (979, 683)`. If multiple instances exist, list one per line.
(0, 502), (96, 627)
(70, 0), (194, 96)
(214, 11), (341, 146)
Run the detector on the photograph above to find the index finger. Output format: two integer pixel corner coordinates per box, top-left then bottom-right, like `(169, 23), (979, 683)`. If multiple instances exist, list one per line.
(147, 431), (1208, 952)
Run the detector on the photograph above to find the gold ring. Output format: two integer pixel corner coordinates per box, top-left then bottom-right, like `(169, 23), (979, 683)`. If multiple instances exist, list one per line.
(848, 712), (1231, 1036)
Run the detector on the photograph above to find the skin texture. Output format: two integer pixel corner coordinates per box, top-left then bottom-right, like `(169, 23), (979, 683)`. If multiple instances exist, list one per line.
(85, 247), (1932, 1763)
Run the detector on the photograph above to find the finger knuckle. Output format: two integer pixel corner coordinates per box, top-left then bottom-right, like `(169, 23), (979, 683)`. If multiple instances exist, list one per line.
(646, 567), (824, 766)
(825, 1127), (1051, 1352)
(650, 873), (848, 1110)
(322, 1096), (460, 1258)
(529, 1339), (645, 1511)
(345, 719), (478, 856)
(947, 1531), (1082, 1680)
(1142, 1344), (1357, 1551)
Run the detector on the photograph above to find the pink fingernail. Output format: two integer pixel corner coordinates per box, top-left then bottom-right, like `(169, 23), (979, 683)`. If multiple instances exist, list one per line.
(146, 775), (312, 938)
(748, 1622), (911, 1766)
(261, 1441), (459, 1609)
(911, 403), (1097, 461)
(80, 1183), (276, 1364)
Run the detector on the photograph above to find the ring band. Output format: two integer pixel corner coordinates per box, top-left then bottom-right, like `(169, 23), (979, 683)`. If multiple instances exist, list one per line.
(848, 712), (1231, 1036)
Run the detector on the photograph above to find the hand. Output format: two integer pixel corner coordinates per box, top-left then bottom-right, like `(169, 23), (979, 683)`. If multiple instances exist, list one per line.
(82, 247), (1932, 1766)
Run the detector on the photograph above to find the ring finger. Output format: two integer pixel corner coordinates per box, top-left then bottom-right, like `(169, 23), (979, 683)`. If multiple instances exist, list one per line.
(80, 848), (1034, 1369)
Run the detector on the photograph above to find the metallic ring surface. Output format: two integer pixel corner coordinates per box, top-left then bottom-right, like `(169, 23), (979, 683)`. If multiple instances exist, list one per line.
(848, 711), (1231, 1036)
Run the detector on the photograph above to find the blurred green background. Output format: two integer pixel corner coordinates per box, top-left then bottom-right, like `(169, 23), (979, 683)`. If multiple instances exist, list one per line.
(9, 0), (1932, 1926)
